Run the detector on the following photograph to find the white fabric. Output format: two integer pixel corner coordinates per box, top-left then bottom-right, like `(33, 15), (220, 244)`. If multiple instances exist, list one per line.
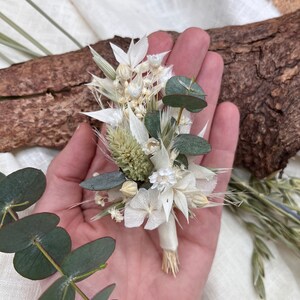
(1, 1), (299, 299)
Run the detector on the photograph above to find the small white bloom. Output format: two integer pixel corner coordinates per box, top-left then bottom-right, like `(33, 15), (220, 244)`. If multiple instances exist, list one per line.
(142, 138), (160, 155)
(149, 168), (177, 192)
(147, 51), (169, 68)
(124, 188), (166, 230)
(110, 36), (148, 69)
(108, 207), (124, 222)
(94, 192), (105, 207)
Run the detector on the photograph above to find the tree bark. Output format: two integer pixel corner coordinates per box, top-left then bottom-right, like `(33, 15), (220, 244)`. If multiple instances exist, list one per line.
(0, 11), (299, 178)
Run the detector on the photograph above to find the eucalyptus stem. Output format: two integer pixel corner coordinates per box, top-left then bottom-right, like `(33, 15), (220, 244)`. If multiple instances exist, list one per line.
(34, 241), (89, 300)
(7, 207), (18, 221)
(176, 107), (184, 125)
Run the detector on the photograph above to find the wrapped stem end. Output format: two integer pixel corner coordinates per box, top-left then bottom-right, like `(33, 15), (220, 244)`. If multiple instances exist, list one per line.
(162, 249), (179, 276)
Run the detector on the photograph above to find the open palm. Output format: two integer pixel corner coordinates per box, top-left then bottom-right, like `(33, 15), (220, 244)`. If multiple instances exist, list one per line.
(34, 28), (239, 300)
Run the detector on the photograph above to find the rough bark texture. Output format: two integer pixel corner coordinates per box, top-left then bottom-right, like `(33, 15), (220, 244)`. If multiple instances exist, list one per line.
(0, 11), (299, 178)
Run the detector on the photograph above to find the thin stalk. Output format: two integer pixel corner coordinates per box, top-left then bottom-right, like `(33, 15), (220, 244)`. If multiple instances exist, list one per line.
(35, 241), (89, 300)
(25, 0), (82, 48)
(0, 11), (51, 55)
(230, 174), (300, 225)
(7, 207), (18, 221)
(73, 263), (107, 282)
(176, 107), (184, 125)
(0, 32), (41, 57)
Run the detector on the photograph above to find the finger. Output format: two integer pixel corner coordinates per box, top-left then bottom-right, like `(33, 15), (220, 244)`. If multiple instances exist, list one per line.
(202, 102), (240, 200)
(147, 31), (174, 60)
(34, 123), (97, 214)
(166, 27), (210, 77)
(191, 52), (224, 138)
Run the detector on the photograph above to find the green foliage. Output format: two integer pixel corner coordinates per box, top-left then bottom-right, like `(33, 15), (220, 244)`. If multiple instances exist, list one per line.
(80, 171), (126, 191)
(163, 94), (207, 113)
(62, 237), (115, 282)
(92, 284), (116, 300)
(164, 76), (206, 112)
(0, 213), (59, 253)
(39, 276), (75, 300)
(144, 111), (161, 138)
(173, 134), (211, 155)
(0, 167), (46, 211)
(14, 227), (71, 280)
(0, 167), (116, 300)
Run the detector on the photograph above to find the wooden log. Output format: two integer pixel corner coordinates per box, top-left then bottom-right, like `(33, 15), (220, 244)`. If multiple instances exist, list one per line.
(0, 11), (299, 178)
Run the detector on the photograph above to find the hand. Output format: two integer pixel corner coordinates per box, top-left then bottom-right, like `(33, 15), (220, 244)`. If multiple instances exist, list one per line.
(34, 28), (240, 300)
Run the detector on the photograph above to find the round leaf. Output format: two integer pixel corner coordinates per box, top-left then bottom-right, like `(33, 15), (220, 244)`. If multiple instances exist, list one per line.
(173, 134), (211, 155)
(165, 76), (206, 99)
(92, 284), (116, 300)
(162, 94), (207, 113)
(0, 167), (46, 211)
(39, 276), (75, 300)
(62, 237), (115, 280)
(0, 213), (59, 253)
(80, 172), (126, 191)
(14, 227), (71, 280)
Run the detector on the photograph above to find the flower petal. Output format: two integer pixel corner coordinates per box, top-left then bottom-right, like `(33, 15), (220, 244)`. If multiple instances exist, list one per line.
(196, 176), (218, 195)
(128, 105), (149, 145)
(82, 108), (123, 127)
(129, 188), (150, 210)
(124, 205), (147, 228)
(197, 121), (209, 138)
(175, 172), (196, 190)
(188, 162), (216, 180)
(144, 209), (166, 230)
(150, 142), (170, 170)
(110, 42), (130, 65)
(129, 36), (148, 68)
(174, 190), (189, 221)
(160, 188), (174, 221)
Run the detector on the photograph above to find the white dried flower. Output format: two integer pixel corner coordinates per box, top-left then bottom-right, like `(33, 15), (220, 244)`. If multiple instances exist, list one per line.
(149, 168), (177, 192)
(143, 138), (160, 155)
(108, 207), (124, 222)
(94, 192), (105, 207)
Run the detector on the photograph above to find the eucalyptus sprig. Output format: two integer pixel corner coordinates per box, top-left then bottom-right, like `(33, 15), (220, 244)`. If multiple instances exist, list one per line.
(0, 168), (116, 300)
(227, 169), (300, 299)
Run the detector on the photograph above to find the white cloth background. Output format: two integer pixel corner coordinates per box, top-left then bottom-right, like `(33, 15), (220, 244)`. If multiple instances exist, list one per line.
(0, 0), (299, 299)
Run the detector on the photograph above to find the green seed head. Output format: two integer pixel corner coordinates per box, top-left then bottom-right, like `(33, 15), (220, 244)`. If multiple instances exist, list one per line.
(107, 127), (153, 181)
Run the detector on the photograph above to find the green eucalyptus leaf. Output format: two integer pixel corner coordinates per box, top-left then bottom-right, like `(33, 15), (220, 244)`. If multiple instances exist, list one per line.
(80, 172), (126, 191)
(165, 76), (206, 99)
(14, 227), (71, 280)
(0, 167), (46, 211)
(0, 213), (59, 253)
(39, 276), (75, 300)
(92, 284), (116, 300)
(173, 134), (211, 156)
(62, 237), (115, 281)
(0, 172), (6, 182)
(162, 94), (207, 113)
(144, 111), (160, 138)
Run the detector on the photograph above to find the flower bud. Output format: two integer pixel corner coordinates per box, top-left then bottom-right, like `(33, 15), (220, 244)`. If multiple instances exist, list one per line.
(120, 181), (138, 197)
(116, 64), (131, 81)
